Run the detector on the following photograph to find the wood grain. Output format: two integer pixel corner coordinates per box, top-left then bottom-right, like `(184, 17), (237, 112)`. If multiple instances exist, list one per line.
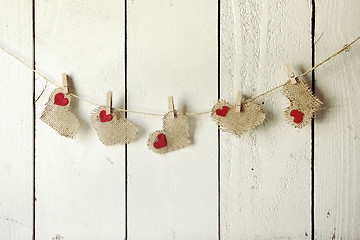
(34, 1), (126, 239)
(1, 1), (360, 239)
(315, 0), (360, 239)
(0, 0), (33, 239)
(127, 0), (218, 238)
(220, 0), (313, 238)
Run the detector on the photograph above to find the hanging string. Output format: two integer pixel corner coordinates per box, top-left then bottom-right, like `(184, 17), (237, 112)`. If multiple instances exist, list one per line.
(0, 35), (359, 117)
(243, 35), (360, 103)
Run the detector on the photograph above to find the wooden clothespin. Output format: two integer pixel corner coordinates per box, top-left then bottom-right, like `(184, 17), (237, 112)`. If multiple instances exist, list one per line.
(106, 91), (112, 115)
(235, 91), (242, 113)
(285, 63), (298, 84)
(62, 73), (69, 93)
(168, 96), (176, 117)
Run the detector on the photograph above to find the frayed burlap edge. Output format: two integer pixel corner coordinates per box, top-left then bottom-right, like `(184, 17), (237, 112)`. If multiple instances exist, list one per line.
(211, 99), (265, 137)
(283, 79), (323, 128)
(40, 88), (80, 138)
(90, 106), (139, 146)
(147, 110), (190, 154)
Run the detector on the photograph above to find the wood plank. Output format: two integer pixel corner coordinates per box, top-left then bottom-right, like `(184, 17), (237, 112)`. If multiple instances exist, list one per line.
(0, 1), (33, 239)
(220, 0), (313, 238)
(34, 1), (126, 239)
(127, 0), (218, 238)
(314, 0), (360, 239)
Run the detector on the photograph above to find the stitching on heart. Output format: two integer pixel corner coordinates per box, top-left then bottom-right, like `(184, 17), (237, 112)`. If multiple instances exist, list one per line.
(283, 79), (323, 128)
(40, 88), (80, 138)
(290, 110), (303, 123)
(211, 99), (265, 137)
(153, 134), (167, 149)
(216, 106), (229, 117)
(91, 107), (139, 146)
(147, 110), (190, 154)
(99, 110), (113, 122)
(54, 92), (69, 106)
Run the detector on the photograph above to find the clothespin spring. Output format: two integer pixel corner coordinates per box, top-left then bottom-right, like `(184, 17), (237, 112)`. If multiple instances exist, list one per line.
(106, 91), (112, 115)
(62, 73), (69, 93)
(168, 96), (176, 118)
(285, 63), (298, 84)
(235, 91), (242, 113)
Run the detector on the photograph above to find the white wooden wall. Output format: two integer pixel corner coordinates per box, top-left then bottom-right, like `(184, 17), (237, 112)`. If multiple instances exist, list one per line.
(0, 0), (359, 239)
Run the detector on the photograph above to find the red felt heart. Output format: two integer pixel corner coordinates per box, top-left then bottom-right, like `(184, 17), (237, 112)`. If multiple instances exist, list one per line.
(290, 110), (304, 123)
(99, 110), (113, 122)
(153, 134), (167, 149)
(216, 106), (229, 117)
(54, 93), (69, 106)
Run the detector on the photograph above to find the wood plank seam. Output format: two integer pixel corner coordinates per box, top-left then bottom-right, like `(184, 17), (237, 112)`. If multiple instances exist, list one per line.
(124, 0), (128, 238)
(32, 0), (36, 239)
(217, 0), (221, 239)
(311, 0), (316, 239)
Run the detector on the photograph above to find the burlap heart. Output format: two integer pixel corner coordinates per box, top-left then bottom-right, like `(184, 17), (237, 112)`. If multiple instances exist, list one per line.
(211, 99), (265, 137)
(40, 88), (80, 138)
(282, 79), (323, 128)
(90, 107), (138, 146)
(147, 110), (190, 154)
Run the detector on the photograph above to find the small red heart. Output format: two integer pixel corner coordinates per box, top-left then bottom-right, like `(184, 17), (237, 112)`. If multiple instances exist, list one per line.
(54, 93), (69, 106)
(290, 110), (304, 123)
(153, 134), (167, 149)
(99, 110), (113, 122)
(216, 106), (229, 117)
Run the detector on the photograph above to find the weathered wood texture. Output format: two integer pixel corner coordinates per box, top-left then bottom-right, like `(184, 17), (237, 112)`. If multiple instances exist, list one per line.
(1, 0), (360, 239)
(127, 0), (218, 239)
(0, 1), (33, 239)
(220, 0), (313, 239)
(34, 1), (126, 239)
(315, 0), (360, 239)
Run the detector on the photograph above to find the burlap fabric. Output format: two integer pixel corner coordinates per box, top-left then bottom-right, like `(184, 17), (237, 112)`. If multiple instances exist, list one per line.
(211, 99), (265, 137)
(90, 107), (138, 146)
(40, 88), (80, 138)
(282, 79), (322, 128)
(147, 110), (190, 154)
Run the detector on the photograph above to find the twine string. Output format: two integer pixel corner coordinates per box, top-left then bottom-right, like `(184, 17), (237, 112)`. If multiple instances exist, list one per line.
(244, 35), (360, 103)
(1, 35), (359, 117)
